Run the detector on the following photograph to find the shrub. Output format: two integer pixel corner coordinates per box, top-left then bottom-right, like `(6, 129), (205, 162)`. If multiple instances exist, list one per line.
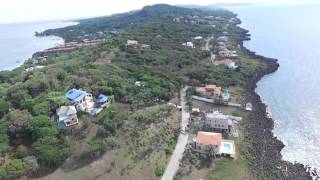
(166, 137), (177, 155)
(32, 101), (50, 116)
(0, 122), (9, 155)
(154, 164), (166, 177)
(15, 145), (28, 158)
(0, 166), (7, 178)
(5, 159), (25, 175)
(27, 115), (57, 139)
(173, 176), (182, 180)
(33, 137), (68, 168)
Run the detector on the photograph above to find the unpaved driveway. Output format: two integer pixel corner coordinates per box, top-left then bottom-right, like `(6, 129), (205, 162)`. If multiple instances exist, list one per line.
(161, 87), (190, 180)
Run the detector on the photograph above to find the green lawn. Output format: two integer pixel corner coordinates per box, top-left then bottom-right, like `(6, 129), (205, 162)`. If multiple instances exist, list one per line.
(206, 157), (253, 180)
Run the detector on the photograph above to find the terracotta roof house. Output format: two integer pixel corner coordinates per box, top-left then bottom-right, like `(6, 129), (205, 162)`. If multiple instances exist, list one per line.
(196, 131), (222, 145)
(204, 84), (222, 97)
(194, 131), (236, 158)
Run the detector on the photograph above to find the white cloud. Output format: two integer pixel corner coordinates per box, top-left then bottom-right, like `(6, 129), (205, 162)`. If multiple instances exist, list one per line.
(0, 0), (318, 23)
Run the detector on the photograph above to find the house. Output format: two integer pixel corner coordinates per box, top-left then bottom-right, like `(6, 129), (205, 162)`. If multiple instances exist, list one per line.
(140, 44), (150, 49)
(205, 111), (232, 132)
(194, 131), (236, 158)
(217, 36), (228, 42)
(219, 50), (239, 58)
(200, 84), (222, 97)
(195, 85), (230, 104)
(95, 94), (111, 108)
(245, 103), (253, 111)
(204, 85), (222, 96)
(192, 108), (200, 113)
(135, 81), (144, 87)
(214, 59), (238, 69)
(127, 39), (138, 46)
(182, 42), (195, 48)
(25, 66), (45, 72)
(196, 84), (222, 100)
(65, 89), (94, 111)
(194, 131), (222, 152)
(194, 36), (203, 40)
(56, 106), (78, 128)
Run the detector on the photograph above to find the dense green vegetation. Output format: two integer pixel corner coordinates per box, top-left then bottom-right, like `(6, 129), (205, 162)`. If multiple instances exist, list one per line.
(0, 4), (268, 179)
(41, 4), (235, 42)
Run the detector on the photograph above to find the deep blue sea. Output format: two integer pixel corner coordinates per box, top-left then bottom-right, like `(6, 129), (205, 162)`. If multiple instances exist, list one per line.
(0, 21), (77, 70)
(232, 4), (320, 168)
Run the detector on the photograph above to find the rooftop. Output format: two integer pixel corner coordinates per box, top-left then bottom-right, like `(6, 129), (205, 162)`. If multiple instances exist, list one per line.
(56, 106), (77, 117)
(206, 111), (229, 120)
(196, 131), (222, 146)
(65, 89), (88, 102)
(96, 94), (109, 103)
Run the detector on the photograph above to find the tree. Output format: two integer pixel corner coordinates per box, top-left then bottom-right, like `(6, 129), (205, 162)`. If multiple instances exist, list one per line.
(0, 99), (9, 118)
(33, 136), (67, 168)
(27, 115), (57, 139)
(32, 101), (50, 116)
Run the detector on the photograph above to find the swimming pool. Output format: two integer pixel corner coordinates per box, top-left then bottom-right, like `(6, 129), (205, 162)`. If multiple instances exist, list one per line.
(223, 143), (231, 151)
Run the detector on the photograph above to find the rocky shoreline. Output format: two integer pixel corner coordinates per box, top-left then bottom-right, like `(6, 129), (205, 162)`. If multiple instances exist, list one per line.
(242, 47), (313, 179)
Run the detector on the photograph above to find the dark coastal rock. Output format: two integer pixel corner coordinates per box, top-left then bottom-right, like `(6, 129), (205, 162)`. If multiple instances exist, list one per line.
(242, 47), (313, 180)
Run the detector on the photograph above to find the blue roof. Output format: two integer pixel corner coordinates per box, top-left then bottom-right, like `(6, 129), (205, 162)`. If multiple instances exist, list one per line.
(65, 89), (88, 102)
(96, 94), (109, 103)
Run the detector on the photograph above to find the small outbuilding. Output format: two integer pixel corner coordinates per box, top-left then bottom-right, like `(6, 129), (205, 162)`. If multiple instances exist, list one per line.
(95, 94), (111, 108)
(56, 106), (78, 128)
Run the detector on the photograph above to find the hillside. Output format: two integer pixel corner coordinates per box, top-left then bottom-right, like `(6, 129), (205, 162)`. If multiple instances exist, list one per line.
(0, 4), (311, 180)
(40, 4), (235, 42)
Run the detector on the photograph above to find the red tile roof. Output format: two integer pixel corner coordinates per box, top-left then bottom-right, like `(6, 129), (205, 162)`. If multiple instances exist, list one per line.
(204, 85), (221, 96)
(196, 131), (222, 145)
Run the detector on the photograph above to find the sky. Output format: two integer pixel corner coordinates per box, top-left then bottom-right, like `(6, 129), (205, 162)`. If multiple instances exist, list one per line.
(0, 0), (318, 24)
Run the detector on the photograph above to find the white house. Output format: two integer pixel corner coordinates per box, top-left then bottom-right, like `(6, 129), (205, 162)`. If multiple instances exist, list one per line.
(182, 42), (195, 48)
(65, 89), (94, 111)
(214, 59), (238, 70)
(127, 39), (139, 46)
(194, 36), (203, 40)
(56, 106), (78, 128)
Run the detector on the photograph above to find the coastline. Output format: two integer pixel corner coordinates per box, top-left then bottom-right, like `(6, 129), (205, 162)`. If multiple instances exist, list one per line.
(0, 6), (315, 179)
(0, 21), (77, 71)
(241, 46), (313, 179)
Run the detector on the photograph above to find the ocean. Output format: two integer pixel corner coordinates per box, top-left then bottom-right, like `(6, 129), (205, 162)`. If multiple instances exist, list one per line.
(232, 4), (320, 169)
(0, 21), (77, 70)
